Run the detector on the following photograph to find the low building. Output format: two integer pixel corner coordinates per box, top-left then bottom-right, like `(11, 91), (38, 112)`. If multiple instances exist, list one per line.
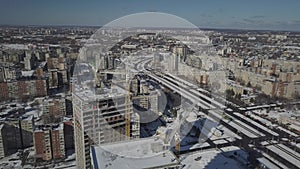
(181, 146), (249, 169)
(91, 137), (180, 169)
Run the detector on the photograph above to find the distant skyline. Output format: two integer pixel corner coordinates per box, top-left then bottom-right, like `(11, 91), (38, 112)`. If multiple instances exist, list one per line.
(1, 0), (300, 31)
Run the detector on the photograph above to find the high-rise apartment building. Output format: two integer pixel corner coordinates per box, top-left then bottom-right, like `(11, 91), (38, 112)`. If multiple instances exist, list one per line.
(0, 79), (47, 101)
(73, 87), (140, 169)
(51, 125), (66, 159)
(0, 114), (34, 159)
(33, 124), (65, 161)
(19, 115), (34, 148)
(0, 123), (22, 159)
(34, 128), (52, 161)
(43, 97), (66, 118)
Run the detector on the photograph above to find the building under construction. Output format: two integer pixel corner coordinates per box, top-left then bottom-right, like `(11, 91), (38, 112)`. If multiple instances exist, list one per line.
(73, 86), (140, 169)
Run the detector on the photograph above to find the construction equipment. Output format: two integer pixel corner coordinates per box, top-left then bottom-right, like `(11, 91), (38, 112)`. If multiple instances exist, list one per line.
(125, 69), (131, 139)
(174, 132), (181, 154)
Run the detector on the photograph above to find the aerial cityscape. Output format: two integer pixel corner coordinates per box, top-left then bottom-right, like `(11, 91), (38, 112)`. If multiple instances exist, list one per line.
(0, 1), (299, 169)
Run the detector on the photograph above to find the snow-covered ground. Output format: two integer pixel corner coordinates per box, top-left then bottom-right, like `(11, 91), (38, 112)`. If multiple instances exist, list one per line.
(181, 146), (248, 169)
(0, 152), (22, 169)
(0, 150), (76, 169)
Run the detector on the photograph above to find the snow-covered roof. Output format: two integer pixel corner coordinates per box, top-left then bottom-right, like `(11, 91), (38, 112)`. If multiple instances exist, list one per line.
(181, 146), (246, 169)
(1, 44), (29, 50)
(21, 70), (35, 77)
(234, 112), (279, 136)
(257, 157), (281, 169)
(91, 137), (180, 169)
(266, 144), (300, 167)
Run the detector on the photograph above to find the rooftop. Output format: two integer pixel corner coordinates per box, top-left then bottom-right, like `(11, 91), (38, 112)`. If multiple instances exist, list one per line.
(181, 146), (247, 169)
(34, 123), (64, 132)
(73, 85), (127, 102)
(91, 137), (180, 169)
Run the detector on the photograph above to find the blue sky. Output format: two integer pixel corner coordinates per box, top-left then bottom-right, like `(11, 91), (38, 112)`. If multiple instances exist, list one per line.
(0, 0), (300, 31)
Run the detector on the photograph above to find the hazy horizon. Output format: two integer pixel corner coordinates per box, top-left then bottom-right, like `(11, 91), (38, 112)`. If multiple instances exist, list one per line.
(1, 0), (300, 31)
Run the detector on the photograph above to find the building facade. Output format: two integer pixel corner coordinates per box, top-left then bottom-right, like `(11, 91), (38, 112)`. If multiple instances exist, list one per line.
(73, 88), (140, 169)
(33, 124), (65, 161)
